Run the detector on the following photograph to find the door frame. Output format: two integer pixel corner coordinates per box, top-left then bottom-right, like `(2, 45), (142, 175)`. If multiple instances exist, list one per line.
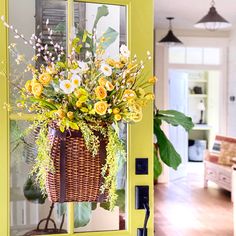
(0, 0), (154, 235)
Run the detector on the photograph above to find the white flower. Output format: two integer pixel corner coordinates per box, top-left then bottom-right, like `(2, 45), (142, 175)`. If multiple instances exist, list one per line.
(100, 63), (112, 77)
(60, 80), (74, 94)
(78, 61), (89, 72)
(120, 44), (130, 58)
(71, 74), (81, 88)
(70, 67), (81, 74)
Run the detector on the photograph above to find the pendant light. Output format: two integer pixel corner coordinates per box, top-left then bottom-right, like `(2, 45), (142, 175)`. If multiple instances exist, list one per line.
(194, 0), (231, 31)
(159, 17), (183, 46)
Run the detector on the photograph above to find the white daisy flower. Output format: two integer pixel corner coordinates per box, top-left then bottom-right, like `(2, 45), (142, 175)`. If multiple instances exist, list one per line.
(71, 74), (81, 88)
(120, 44), (130, 58)
(78, 61), (89, 72)
(100, 63), (112, 77)
(60, 80), (74, 94)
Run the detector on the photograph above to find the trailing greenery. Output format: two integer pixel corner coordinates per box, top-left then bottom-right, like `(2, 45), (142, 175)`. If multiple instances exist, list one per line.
(154, 109), (194, 179)
(101, 125), (126, 210)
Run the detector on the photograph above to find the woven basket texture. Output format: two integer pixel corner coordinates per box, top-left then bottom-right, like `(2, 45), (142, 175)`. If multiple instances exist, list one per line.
(46, 125), (107, 203)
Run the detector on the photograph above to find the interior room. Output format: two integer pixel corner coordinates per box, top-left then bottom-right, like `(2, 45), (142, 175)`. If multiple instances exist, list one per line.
(155, 0), (236, 235)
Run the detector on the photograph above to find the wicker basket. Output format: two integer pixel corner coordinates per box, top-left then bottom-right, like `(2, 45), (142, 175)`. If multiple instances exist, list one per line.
(46, 126), (108, 203)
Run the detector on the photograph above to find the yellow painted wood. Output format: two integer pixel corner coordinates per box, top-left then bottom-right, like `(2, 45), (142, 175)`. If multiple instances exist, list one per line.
(0, 0), (9, 235)
(1, 0), (154, 235)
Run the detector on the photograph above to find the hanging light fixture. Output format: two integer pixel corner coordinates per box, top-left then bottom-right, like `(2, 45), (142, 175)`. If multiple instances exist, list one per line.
(159, 17), (183, 46)
(194, 0), (231, 31)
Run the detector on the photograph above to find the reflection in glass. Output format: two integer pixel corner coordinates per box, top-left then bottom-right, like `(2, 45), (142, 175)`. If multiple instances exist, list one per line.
(73, 2), (128, 233)
(10, 120), (67, 236)
(9, 0), (67, 112)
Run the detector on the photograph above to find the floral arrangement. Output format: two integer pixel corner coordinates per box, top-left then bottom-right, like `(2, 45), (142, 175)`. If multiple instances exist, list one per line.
(1, 14), (155, 209)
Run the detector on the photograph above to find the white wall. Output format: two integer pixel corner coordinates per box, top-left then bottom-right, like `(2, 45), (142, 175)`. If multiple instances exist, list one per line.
(228, 26), (236, 137)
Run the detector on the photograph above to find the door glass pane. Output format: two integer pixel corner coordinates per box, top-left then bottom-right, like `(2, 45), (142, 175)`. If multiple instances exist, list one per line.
(10, 120), (68, 236)
(169, 46), (185, 64)
(203, 48), (221, 65)
(73, 2), (128, 232)
(9, 0), (67, 113)
(186, 47), (203, 64)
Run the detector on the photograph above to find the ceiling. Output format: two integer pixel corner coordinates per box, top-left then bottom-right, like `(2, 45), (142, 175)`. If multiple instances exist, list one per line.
(155, 0), (236, 30)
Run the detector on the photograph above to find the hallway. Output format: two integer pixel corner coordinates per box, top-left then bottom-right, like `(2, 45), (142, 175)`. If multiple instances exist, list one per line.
(154, 163), (233, 236)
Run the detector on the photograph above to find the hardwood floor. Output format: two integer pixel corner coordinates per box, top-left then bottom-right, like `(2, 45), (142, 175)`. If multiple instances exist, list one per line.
(154, 163), (234, 236)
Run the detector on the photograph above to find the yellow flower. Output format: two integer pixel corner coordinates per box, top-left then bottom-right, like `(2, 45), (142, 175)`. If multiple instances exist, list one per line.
(127, 77), (135, 85)
(67, 111), (74, 120)
(105, 81), (114, 91)
(80, 107), (89, 113)
(76, 101), (82, 108)
(74, 88), (88, 98)
(145, 93), (155, 100)
(112, 108), (120, 114)
(57, 109), (65, 119)
(25, 80), (32, 92)
(78, 95), (88, 103)
(114, 114), (122, 121)
(94, 101), (108, 115)
(39, 73), (52, 86)
(148, 76), (158, 84)
(32, 82), (43, 97)
(106, 58), (116, 66)
(98, 77), (107, 86)
(123, 89), (136, 101)
(95, 86), (107, 100)
(46, 66), (57, 74)
(132, 111), (143, 122)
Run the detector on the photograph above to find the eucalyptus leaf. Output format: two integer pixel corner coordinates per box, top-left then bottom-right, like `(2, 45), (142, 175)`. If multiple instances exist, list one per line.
(154, 121), (182, 170)
(93, 5), (109, 30)
(56, 203), (67, 216)
(74, 202), (92, 228)
(99, 27), (119, 50)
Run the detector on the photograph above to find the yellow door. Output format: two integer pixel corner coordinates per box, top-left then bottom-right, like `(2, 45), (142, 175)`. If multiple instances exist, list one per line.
(0, 0), (154, 235)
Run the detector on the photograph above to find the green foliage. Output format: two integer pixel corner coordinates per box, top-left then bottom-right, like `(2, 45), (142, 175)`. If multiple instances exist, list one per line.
(157, 110), (194, 132)
(93, 5), (109, 30)
(23, 176), (47, 204)
(154, 109), (194, 178)
(101, 126), (126, 210)
(99, 27), (119, 50)
(154, 147), (162, 180)
(74, 202), (92, 228)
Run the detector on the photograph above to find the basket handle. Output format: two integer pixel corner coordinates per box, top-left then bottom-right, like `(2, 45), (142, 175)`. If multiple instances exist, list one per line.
(37, 218), (57, 230)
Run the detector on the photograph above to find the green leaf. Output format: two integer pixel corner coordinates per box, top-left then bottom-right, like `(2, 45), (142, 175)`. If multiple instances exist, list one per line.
(154, 121), (181, 170)
(23, 177), (47, 204)
(154, 149), (162, 180)
(93, 5), (109, 30)
(56, 203), (67, 216)
(74, 202), (92, 228)
(68, 121), (79, 130)
(99, 27), (119, 50)
(155, 110), (194, 132)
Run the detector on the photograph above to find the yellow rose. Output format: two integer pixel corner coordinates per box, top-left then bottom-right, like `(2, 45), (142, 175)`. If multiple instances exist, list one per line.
(67, 111), (74, 120)
(32, 82), (43, 97)
(94, 101), (108, 115)
(39, 73), (52, 86)
(112, 108), (120, 114)
(105, 81), (114, 91)
(132, 111), (143, 122)
(148, 76), (158, 84)
(145, 93), (155, 100)
(95, 86), (107, 100)
(25, 80), (32, 92)
(76, 101), (82, 108)
(114, 114), (122, 121)
(98, 77), (107, 86)
(57, 109), (65, 119)
(123, 89), (136, 101)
